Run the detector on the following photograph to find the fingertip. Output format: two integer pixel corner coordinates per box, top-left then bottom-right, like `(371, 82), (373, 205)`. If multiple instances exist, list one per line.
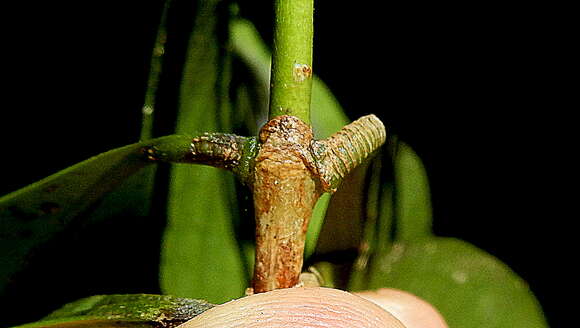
(181, 287), (406, 328)
(355, 288), (448, 328)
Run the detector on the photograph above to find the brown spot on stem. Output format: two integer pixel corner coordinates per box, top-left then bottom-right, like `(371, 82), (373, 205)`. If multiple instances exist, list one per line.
(142, 146), (159, 161)
(292, 63), (312, 82)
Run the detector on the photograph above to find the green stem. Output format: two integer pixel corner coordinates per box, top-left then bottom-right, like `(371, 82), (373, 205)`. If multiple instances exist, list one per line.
(268, 0), (314, 123)
(143, 134), (257, 184)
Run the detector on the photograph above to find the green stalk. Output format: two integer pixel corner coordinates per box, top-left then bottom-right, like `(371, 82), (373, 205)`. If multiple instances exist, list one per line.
(268, 0), (314, 123)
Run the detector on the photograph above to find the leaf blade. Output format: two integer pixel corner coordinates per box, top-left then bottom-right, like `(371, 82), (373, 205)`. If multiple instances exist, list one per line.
(159, 1), (246, 302)
(0, 142), (152, 294)
(12, 294), (213, 328)
(366, 238), (548, 328)
(393, 141), (433, 241)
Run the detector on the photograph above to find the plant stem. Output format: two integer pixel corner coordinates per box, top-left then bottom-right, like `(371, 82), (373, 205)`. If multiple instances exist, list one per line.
(141, 134), (258, 184)
(268, 0), (314, 123)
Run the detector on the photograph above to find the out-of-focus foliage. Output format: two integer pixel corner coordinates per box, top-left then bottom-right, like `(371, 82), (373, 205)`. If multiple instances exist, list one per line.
(158, 0), (247, 303)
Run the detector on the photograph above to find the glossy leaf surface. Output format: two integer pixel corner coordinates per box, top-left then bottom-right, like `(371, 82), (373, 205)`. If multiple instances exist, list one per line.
(13, 294), (213, 328)
(159, 0), (246, 302)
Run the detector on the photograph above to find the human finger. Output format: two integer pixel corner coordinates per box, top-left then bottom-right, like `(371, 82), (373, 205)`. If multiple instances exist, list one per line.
(355, 288), (448, 328)
(180, 287), (406, 328)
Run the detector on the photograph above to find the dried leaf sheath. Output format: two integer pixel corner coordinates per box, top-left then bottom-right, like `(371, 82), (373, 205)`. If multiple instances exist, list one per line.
(250, 115), (386, 293)
(313, 114), (386, 191)
(251, 116), (321, 293)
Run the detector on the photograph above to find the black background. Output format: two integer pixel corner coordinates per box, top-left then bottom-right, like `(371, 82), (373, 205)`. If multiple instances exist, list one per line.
(1, 0), (566, 326)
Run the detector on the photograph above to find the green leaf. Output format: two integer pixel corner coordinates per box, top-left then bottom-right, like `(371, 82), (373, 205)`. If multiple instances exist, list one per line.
(349, 141), (548, 327)
(0, 142), (152, 294)
(161, 165), (246, 302)
(0, 134), (210, 295)
(310, 76), (350, 139)
(393, 141), (433, 241)
(364, 238), (548, 328)
(12, 294), (213, 328)
(159, 0), (246, 302)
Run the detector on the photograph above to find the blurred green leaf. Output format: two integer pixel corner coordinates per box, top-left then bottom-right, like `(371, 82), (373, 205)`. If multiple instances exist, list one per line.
(159, 0), (246, 303)
(310, 76), (350, 139)
(12, 294), (213, 328)
(393, 141), (433, 241)
(348, 141), (548, 328)
(0, 141), (152, 294)
(366, 238), (547, 328)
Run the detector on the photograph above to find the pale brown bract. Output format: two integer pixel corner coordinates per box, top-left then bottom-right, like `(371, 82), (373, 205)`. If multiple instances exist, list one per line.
(252, 116), (322, 293)
(251, 115), (386, 293)
(312, 114), (387, 191)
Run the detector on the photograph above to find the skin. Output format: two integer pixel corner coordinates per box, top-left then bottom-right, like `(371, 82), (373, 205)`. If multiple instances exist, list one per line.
(180, 287), (448, 328)
(357, 289), (448, 328)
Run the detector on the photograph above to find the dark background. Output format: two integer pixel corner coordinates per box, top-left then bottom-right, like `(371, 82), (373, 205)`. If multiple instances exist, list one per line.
(1, 0), (565, 326)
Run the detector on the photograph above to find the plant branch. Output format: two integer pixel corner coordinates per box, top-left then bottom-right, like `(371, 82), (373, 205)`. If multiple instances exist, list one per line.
(268, 0), (314, 123)
(313, 115), (387, 191)
(142, 134), (258, 184)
